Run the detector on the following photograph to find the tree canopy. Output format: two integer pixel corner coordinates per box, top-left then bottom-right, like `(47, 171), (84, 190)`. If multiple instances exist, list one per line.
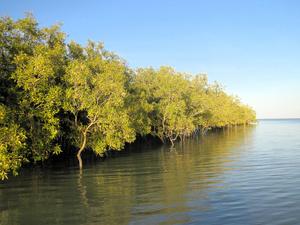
(0, 15), (256, 179)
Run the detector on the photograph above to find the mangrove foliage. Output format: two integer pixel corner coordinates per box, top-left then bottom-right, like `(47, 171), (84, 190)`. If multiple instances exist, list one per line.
(0, 15), (256, 179)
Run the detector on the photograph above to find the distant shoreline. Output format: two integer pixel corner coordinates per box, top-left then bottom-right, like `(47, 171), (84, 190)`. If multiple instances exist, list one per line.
(258, 118), (300, 120)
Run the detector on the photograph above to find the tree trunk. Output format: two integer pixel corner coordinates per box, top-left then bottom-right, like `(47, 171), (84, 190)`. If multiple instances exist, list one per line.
(77, 130), (87, 170)
(169, 133), (178, 148)
(76, 122), (95, 169)
(170, 138), (174, 147)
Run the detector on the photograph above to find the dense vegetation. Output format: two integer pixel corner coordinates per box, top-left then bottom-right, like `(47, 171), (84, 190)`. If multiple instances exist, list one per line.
(0, 15), (256, 180)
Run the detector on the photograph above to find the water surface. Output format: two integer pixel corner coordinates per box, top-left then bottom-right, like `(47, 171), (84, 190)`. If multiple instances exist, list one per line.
(1, 120), (300, 225)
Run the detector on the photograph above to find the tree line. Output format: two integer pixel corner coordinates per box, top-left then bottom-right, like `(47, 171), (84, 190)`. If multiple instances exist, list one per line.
(0, 15), (256, 180)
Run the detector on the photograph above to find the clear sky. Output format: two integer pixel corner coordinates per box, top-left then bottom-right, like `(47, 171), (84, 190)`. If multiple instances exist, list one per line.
(1, 0), (300, 119)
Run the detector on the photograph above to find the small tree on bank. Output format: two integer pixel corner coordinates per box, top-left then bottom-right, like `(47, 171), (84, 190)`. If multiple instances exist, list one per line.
(64, 42), (135, 169)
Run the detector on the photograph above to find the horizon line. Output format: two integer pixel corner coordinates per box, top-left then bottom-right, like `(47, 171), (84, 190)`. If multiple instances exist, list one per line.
(258, 118), (300, 120)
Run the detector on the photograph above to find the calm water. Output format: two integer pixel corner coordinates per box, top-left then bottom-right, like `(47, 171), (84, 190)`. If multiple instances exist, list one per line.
(1, 120), (300, 225)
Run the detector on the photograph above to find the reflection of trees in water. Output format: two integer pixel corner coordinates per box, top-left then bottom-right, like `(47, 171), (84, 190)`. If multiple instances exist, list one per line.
(80, 126), (255, 225)
(0, 170), (79, 225)
(0, 126), (255, 225)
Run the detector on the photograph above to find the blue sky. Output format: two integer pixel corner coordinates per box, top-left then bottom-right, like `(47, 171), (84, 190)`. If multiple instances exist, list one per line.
(1, 0), (300, 118)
